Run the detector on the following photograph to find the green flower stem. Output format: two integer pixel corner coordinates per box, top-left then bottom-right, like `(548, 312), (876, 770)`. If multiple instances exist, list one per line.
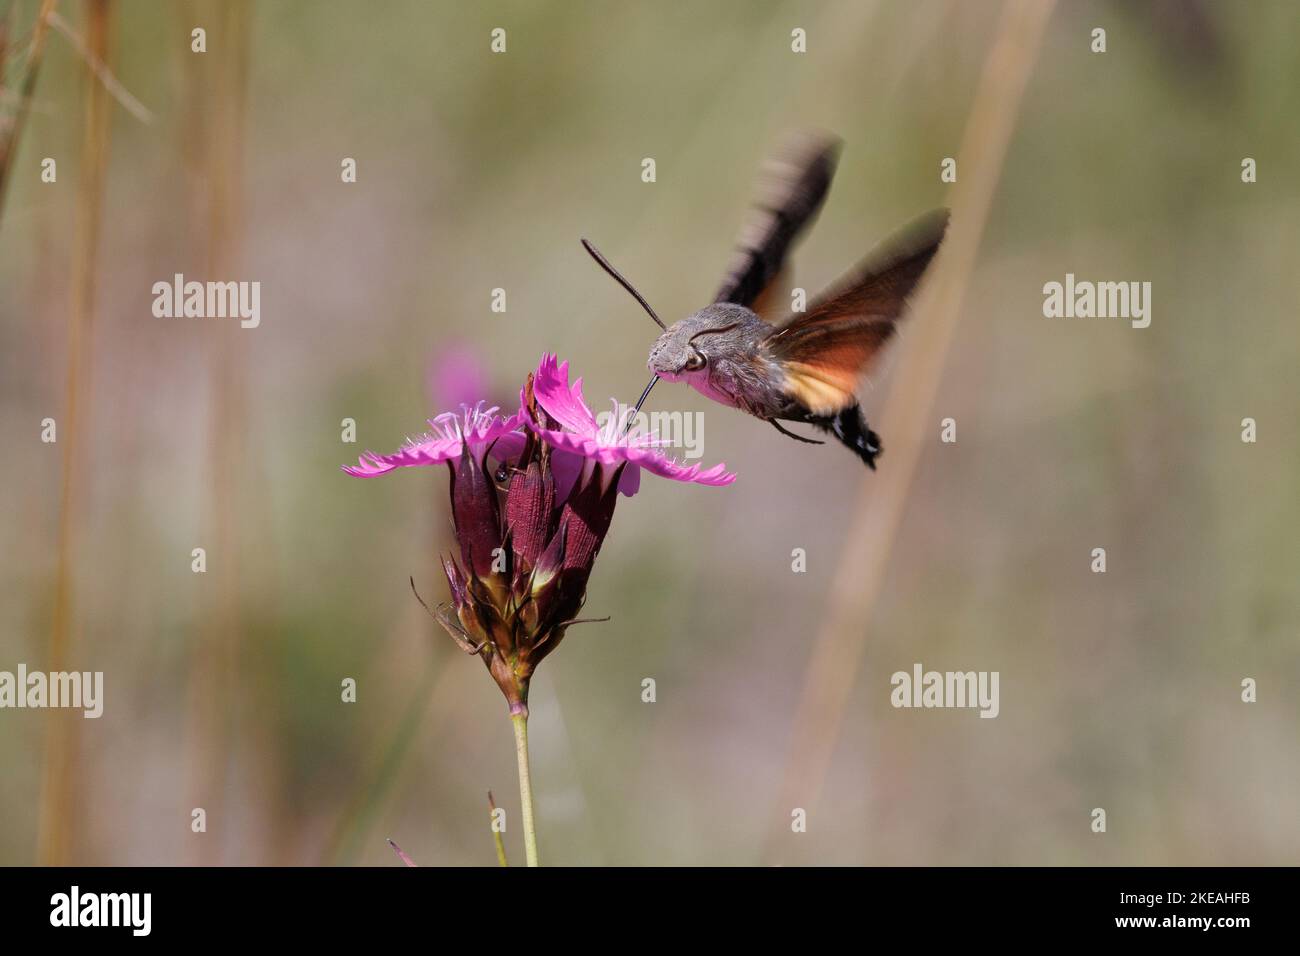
(511, 711), (540, 866)
(487, 791), (509, 867)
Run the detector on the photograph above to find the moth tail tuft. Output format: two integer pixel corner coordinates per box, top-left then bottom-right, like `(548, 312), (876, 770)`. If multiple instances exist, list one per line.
(809, 404), (881, 468)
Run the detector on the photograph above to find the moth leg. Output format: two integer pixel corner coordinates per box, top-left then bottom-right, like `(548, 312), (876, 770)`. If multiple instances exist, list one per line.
(769, 419), (825, 445)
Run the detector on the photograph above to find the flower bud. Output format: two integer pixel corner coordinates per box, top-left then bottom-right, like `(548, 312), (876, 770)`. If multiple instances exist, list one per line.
(448, 451), (502, 579)
(505, 459), (554, 570)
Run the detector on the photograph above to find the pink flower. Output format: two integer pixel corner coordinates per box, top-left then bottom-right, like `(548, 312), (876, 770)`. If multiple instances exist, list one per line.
(341, 354), (735, 715)
(342, 402), (525, 478)
(529, 354), (735, 497)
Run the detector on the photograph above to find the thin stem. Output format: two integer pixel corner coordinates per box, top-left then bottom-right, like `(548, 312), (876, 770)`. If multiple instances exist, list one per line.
(386, 838), (417, 867)
(511, 712), (540, 866)
(486, 791), (509, 867)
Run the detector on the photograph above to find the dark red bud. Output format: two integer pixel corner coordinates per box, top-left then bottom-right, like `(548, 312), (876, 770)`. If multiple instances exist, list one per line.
(558, 465), (620, 576)
(449, 450), (502, 579)
(505, 460), (554, 569)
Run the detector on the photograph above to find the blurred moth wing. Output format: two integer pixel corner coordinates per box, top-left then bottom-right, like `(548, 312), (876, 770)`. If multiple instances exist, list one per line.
(714, 130), (842, 313)
(765, 207), (950, 417)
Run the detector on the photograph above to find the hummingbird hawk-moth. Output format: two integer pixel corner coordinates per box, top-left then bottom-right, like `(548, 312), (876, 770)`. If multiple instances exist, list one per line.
(583, 132), (949, 469)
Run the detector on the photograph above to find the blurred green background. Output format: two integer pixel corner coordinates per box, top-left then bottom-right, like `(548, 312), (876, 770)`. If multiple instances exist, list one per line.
(1, 0), (1297, 866)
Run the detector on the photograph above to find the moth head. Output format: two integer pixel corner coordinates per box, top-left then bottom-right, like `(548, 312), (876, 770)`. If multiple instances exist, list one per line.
(647, 323), (699, 378)
(648, 306), (748, 379)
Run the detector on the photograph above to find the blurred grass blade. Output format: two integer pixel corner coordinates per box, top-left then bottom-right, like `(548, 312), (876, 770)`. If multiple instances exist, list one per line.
(0, 0), (57, 226)
(47, 9), (152, 124)
(763, 0), (1058, 862)
(325, 660), (441, 865)
(35, 0), (113, 866)
(183, 0), (251, 864)
(487, 791), (509, 866)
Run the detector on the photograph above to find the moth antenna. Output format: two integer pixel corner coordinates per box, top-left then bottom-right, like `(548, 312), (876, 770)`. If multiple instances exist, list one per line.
(577, 239), (663, 431)
(580, 237), (667, 330)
